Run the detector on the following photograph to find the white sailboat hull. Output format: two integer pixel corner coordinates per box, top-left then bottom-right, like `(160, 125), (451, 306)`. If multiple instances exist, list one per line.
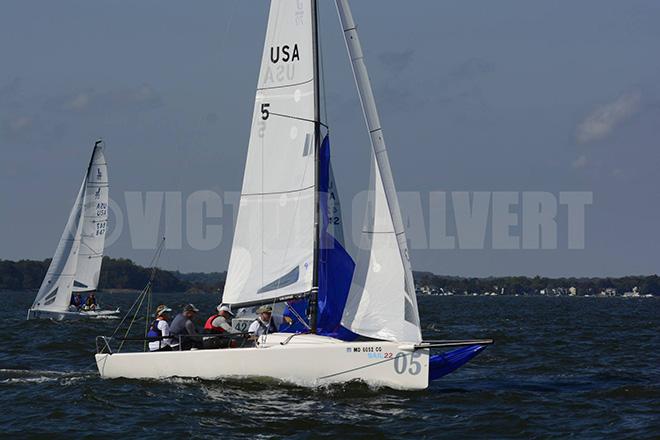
(95, 333), (430, 390)
(27, 308), (120, 321)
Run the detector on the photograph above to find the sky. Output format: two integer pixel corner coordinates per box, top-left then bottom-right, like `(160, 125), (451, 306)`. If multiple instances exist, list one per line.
(1, 0), (659, 277)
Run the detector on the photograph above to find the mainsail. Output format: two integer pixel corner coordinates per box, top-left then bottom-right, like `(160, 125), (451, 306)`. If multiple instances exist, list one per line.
(223, 0), (319, 306)
(30, 142), (107, 313)
(74, 145), (108, 292)
(337, 0), (422, 342)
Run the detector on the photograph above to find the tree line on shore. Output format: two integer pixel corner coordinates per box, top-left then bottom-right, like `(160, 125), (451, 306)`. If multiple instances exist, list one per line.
(0, 257), (224, 293)
(0, 257), (657, 296)
(414, 272), (660, 296)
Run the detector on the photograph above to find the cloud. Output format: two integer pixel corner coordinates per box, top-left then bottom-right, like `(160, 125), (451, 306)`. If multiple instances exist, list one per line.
(378, 49), (415, 75)
(1, 115), (32, 141)
(576, 91), (642, 144)
(50, 83), (163, 115)
(0, 113), (68, 143)
(450, 58), (495, 81)
(206, 112), (218, 124)
(572, 154), (587, 168)
(63, 92), (91, 111)
(375, 82), (427, 112)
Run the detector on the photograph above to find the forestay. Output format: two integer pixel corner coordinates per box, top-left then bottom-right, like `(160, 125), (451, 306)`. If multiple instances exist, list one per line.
(223, 0), (318, 306)
(337, 0), (422, 343)
(74, 146), (108, 292)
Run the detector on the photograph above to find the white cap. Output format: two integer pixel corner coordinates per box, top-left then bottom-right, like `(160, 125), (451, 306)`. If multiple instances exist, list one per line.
(156, 305), (172, 316)
(217, 304), (234, 316)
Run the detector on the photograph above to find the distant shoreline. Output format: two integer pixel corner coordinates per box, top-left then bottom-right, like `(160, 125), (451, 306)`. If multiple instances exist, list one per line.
(1, 258), (657, 297)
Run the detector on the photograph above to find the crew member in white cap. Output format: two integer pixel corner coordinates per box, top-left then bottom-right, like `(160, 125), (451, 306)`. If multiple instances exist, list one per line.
(204, 304), (236, 334)
(202, 304), (240, 349)
(248, 305), (278, 337)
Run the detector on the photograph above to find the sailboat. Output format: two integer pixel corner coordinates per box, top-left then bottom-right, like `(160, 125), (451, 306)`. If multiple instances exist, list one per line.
(27, 140), (119, 320)
(95, 0), (491, 390)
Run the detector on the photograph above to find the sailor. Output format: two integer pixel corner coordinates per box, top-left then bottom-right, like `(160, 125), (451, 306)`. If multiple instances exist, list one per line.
(204, 304), (236, 334)
(70, 293), (83, 309)
(83, 293), (97, 311)
(248, 305), (277, 337)
(147, 305), (172, 352)
(170, 304), (201, 350)
(202, 304), (239, 349)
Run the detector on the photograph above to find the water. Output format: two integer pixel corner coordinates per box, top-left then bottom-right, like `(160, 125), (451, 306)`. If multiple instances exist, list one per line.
(2, 292), (658, 439)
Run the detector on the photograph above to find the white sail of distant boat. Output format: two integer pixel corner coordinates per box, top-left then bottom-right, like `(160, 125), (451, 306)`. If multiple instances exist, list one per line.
(28, 140), (118, 320)
(95, 0), (491, 390)
(74, 147), (110, 293)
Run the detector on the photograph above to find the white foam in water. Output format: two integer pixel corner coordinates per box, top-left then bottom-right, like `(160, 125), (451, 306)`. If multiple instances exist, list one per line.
(0, 368), (92, 385)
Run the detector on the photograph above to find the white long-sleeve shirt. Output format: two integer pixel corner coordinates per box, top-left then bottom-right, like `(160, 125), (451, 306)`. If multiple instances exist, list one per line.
(148, 319), (171, 351)
(248, 318), (277, 337)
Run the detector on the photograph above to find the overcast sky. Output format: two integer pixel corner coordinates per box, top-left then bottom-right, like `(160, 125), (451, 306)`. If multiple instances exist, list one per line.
(1, 0), (659, 277)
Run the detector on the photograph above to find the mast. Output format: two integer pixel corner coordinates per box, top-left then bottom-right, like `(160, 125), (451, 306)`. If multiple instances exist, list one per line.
(309, 0), (321, 334)
(335, 0), (420, 326)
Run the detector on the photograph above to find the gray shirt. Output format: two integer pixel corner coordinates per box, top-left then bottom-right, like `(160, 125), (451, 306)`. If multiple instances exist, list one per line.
(169, 313), (196, 345)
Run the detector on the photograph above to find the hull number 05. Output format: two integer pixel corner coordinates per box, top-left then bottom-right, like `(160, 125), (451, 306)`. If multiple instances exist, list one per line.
(393, 351), (422, 375)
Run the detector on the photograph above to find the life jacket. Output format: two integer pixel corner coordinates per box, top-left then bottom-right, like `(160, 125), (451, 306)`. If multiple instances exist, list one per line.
(147, 320), (162, 341)
(204, 314), (226, 333)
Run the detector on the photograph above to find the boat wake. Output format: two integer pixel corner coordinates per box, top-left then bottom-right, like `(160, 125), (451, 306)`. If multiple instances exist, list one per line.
(0, 368), (93, 385)
(89, 314), (120, 320)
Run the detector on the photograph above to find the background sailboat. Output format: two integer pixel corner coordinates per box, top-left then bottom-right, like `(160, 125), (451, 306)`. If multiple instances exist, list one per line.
(96, 0), (490, 389)
(28, 140), (118, 320)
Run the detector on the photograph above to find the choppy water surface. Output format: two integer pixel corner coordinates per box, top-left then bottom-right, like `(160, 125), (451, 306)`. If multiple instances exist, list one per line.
(1, 292), (658, 439)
